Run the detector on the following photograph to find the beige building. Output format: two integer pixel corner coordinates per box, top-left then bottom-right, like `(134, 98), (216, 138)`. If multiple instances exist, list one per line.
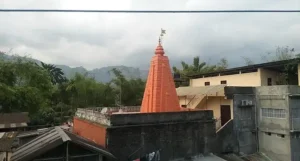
(176, 59), (300, 130)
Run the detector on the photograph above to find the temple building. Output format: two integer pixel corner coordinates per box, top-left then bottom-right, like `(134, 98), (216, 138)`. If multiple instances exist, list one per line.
(71, 35), (219, 161)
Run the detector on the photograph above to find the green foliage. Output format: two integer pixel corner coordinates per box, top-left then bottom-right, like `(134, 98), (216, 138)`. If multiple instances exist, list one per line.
(262, 46), (297, 62)
(172, 56), (228, 87)
(261, 46), (300, 85)
(109, 68), (145, 106)
(241, 56), (254, 66)
(0, 54), (146, 125)
(40, 62), (68, 85)
(0, 57), (52, 114)
(173, 56), (228, 76)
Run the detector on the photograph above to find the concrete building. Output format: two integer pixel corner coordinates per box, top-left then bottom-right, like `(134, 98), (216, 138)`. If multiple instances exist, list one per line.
(220, 85), (300, 161)
(256, 86), (300, 161)
(188, 59), (300, 87)
(176, 59), (300, 130)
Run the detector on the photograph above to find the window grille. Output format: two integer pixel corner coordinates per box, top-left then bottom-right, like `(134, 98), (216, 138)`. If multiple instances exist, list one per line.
(261, 108), (286, 118)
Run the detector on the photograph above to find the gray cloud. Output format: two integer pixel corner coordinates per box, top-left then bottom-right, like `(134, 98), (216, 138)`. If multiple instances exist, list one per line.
(0, 0), (300, 70)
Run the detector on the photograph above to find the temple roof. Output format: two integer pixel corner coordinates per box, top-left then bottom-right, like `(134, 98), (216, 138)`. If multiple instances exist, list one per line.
(140, 42), (181, 113)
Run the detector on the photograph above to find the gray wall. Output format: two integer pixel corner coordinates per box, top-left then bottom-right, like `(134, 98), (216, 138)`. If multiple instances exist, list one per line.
(290, 96), (300, 132)
(233, 94), (257, 155)
(106, 111), (216, 161)
(289, 96), (300, 161)
(290, 133), (300, 161)
(255, 86), (299, 161)
(216, 120), (239, 154)
(225, 86), (300, 161)
(224, 87), (257, 155)
(258, 131), (290, 161)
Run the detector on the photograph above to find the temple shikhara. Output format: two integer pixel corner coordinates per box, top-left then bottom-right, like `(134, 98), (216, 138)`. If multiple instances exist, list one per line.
(140, 35), (181, 113)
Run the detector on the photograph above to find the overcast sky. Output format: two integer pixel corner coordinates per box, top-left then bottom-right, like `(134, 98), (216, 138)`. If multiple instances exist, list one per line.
(0, 0), (299, 70)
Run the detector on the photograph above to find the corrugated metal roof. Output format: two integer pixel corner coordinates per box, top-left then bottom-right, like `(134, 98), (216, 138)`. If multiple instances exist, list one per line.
(17, 128), (50, 138)
(176, 85), (226, 96)
(0, 123), (27, 129)
(0, 113), (29, 129)
(0, 113), (29, 124)
(11, 126), (116, 161)
(189, 58), (299, 79)
(11, 127), (63, 161)
(64, 130), (116, 159)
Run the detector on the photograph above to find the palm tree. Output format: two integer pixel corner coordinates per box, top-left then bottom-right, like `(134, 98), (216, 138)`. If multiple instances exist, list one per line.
(173, 56), (212, 76)
(172, 57), (228, 87)
(40, 62), (67, 85)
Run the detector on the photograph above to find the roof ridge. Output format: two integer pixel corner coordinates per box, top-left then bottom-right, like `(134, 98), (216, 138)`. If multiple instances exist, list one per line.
(55, 126), (70, 142)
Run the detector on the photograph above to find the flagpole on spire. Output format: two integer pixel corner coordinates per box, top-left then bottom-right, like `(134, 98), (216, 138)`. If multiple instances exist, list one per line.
(159, 28), (166, 44)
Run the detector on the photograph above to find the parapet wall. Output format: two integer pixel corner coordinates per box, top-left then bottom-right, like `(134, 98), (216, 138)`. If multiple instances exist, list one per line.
(110, 110), (213, 126)
(106, 111), (216, 161)
(75, 106), (141, 126)
(75, 107), (212, 126)
(75, 108), (111, 126)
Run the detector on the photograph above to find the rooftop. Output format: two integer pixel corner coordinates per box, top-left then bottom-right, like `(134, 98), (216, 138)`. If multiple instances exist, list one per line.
(75, 107), (213, 127)
(11, 126), (116, 161)
(0, 113), (29, 129)
(189, 58), (300, 79)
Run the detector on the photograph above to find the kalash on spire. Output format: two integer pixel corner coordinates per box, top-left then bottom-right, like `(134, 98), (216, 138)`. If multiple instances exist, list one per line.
(140, 29), (182, 113)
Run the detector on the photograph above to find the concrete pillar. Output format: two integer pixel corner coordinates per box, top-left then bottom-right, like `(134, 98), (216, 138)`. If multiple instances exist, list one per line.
(298, 64), (300, 86)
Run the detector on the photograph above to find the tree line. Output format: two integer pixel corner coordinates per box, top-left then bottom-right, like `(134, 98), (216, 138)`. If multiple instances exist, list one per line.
(0, 46), (298, 125)
(0, 53), (145, 125)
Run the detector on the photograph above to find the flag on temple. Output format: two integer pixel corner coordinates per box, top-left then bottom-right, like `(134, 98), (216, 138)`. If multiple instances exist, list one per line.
(161, 28), (166, 36)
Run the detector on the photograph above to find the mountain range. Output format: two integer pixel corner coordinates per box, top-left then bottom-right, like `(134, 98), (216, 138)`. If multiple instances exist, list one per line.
(56, 65), (149, 82)
(0, 53), (149, 82)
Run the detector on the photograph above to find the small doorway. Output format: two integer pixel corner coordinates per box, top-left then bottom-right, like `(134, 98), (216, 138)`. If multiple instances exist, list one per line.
(220, 105), (231, 126)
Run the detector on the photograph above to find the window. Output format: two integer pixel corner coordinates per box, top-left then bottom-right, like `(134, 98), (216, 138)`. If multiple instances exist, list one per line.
(221, 80), (227, 85)
(267, 78), (272, 86)
(261, 108), (286, 118)
(205, 82), (210, 86)
(181, 105), (187, 108)
(277, 134), (285, 138)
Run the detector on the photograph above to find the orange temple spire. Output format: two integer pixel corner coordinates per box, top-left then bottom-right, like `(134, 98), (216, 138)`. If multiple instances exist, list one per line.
(140, 29), (181, 113)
